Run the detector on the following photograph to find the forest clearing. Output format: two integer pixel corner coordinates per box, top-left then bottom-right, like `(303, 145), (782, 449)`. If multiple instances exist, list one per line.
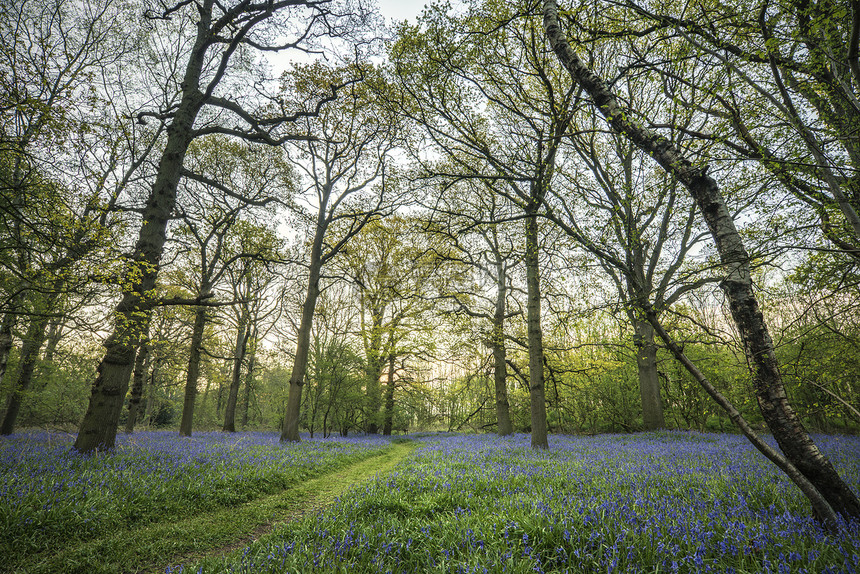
(4, 0), (860, 570)
(1, 431), (858, 573)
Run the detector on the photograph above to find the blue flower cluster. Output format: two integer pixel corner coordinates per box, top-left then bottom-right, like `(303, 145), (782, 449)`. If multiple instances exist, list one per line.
(197, 431), (860, 574)
(0, 430), (390, 557)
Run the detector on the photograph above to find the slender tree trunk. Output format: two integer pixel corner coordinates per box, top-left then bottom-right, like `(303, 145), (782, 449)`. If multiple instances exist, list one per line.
(633, 318), (665, 430)
(281, 201), (329, 442)
(241, 343), (255, 429)
(492, 264), (513, 436)
(42, 317), (63, 363)
(525, 211), (548, 449)
(280, 267), (322, 441)
(125, 341), (149, 433)
(1, 315), (49, 434)
(364, 311), (384, 434)
(383, 354), (395, 436)
(0, 304), (21, 389)
(223, 314), (249, 432)
(73, 10), (209, 453)
(180, 306), (207, 437)
(543, 0), (860, 521)
(144, 355), (159, 427)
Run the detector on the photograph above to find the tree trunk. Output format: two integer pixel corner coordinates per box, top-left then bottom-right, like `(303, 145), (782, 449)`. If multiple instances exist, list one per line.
(144, 354), (159, 427)
(383, 354), (395, 436)
(73, 9), (208, 453)
(364, 310), (385, 434)
(633, 318), (665, 430)
(0, 308), (19, 390)
(280, 265), (322, 442)
(525, 212), (548, 449)
(241, 342), (255, 429)
(223, 314), (249, 432)
(179, 306), (207, 437)
(42, 317), (63, 363)
(125, 341), (149, 433)
(492, 263), (513, 436)
(1, 315), (49, 435)
(542, 0), (860, 521)
(281, 201), (328, 442)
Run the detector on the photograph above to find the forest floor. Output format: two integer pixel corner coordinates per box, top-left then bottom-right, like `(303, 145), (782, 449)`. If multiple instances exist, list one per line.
(6, 432), (860, 573)
(12, 439), (414, 574)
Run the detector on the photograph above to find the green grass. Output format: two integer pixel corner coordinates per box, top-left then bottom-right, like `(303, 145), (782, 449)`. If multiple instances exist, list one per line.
(1, 431), (397, 573)
(19, 442), (415, 574)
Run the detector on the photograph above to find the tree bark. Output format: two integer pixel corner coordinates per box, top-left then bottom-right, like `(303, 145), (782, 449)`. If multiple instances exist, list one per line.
(179, 306), (207, 437)
(492, 262), (513, 436)
(383, 354), (395, 436)
(525, 211), (548, 449)
(645, 308), (842, 530)
(223, 314), (249, 432)
(364, 308), (385, 434)
(125, 341), (149, 433)
(73, 4), (209, 453)
(144, 353), (159, 427)
(42, 317), (63, 364)
(280, 203), (327, 442)
(0, 315), (49, 435)
(242, 339), (256, 429)
(0, 306), (20, 392)
(633, 319), (665, 430)
(543, 0), (860, 521)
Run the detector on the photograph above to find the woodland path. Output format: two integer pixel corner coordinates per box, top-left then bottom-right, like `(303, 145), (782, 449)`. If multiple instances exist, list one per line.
(22, 441), (415, 574)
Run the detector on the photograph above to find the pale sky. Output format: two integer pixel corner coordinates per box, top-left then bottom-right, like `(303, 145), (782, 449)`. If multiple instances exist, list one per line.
(377, 0), (427, 24)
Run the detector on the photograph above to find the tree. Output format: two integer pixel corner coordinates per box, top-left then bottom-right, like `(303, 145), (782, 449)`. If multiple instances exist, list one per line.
(543, 0), (860, 528)
(278, 62), (401, 442)
(391, 0), (583, 448)
(0, 0), (145, 433)
(74, 0), (361, 452)
(616, 0), (860, 265)
(221, 221), (281, 432)
(334, 216), (456, 435)
(172, 136), (290, 436)
(426, 184), (522, 436)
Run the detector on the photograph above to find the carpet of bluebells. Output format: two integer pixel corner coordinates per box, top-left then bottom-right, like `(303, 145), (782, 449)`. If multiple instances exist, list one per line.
(181, 432), (860, 574)
(0, 430), (391, 560)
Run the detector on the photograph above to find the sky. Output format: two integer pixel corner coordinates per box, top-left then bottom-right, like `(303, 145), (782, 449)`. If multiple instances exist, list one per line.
(376, 0), (427, 24)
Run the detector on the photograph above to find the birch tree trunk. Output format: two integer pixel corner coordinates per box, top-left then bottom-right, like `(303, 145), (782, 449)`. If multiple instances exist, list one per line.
(542, 0), (860, 521)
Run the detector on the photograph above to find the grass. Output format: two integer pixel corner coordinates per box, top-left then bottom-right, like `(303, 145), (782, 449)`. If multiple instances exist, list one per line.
(0, 430), (394, 573)
(179, 432), (860, 574)
(2, 431), (860, 573)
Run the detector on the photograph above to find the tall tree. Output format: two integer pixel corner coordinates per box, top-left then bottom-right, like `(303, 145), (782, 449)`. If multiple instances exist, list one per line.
(221, 221), (281, 432)
(278, 63), (401, 442)
(0, 0), (146, 432)
(74, 0), (359, 452)
(427, 185), (522, 436)
(173, 137), (289, 436)
(543, 0), (860, 528)
(391, 0), (581, 448)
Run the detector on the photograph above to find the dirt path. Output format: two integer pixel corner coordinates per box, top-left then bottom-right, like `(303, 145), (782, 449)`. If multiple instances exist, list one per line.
(22, 441), (415, 574)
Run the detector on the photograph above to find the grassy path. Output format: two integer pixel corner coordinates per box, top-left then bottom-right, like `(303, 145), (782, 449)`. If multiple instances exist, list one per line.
(20, 441), (415, 574)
